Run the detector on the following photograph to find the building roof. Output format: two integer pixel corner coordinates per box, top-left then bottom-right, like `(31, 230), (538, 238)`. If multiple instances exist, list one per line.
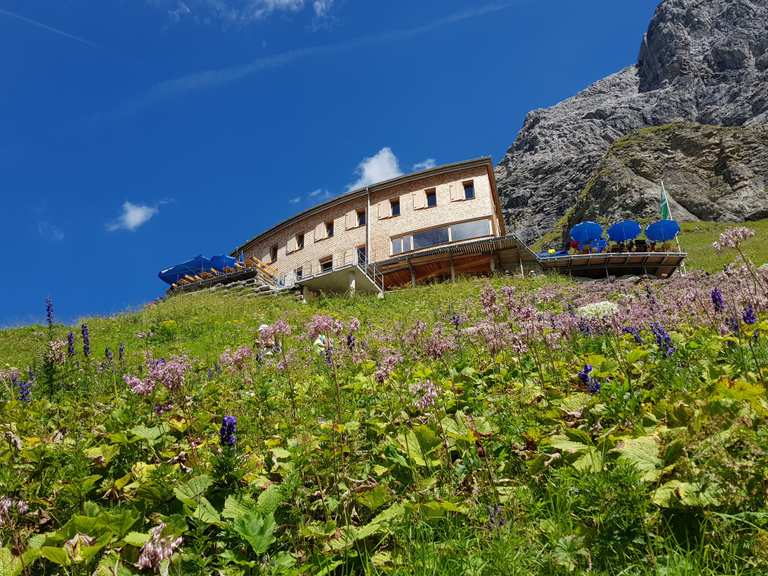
(231, 156), (504, 256)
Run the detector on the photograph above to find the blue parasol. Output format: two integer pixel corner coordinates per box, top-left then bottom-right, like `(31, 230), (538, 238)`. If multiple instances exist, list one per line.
(158, 255), (213, 285)
(607, 220), (641, 242)
(645, 220), (680, 242)
(570, 221), (603, 244)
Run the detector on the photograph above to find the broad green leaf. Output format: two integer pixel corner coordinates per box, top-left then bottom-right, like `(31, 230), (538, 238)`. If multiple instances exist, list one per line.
(39, 547), (70, 566)
(173, 475), (212, 507)
(653, 480), (721, 508)
(612, 435), (661, 482)
(123, 531), (150, 547)
(327, 502), (406, 552)
(192, 497), (222, 525)
(223, 494), (256, 519)
(232, 511), (276, 556)
(549, 435), (589, 455)
(573, 447), (604, 473)
(356, 485), (392, 511)
(0, 548), (23, 576)
(84, 444), (120, 465)
(130, 424), (168, 444)
(256, 484), (284, 516)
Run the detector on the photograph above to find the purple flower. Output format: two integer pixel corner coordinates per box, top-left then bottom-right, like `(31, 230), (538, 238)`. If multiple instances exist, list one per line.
(154, 401), (173, 415)
(105, 347), (113, 362)
(375, 350), (402, 383)
(650, 322), (675, 357)
(219, 346), (253, 370)
(147, 355), (190, 392)
(346, 333), (356, 351)
(17, 380), (32, 403)
(713, 227), (755, 251)
(743, 304), (757, 325)
(426, 325), (455, 359)
(66, 332), (75, 357)
(410, 380), (438, 410)
(622, 326), (643, 344)
(487, 504), (506, 530)
(118, 343), (125, 362)
(711, 288), (725, 313)
(307, 315), (343, 340)
(136, 523), (182, 572)
(81, 323), (90, 357)
(45, 297), (54, 328)
(220, 415), (237, 447)
(124, 374), (154, 396)
(727, 315), (741, 334)
(578, 364), (601, 394)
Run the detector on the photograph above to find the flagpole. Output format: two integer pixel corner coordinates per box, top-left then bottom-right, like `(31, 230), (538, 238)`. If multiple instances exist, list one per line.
(661, 180), (686, 275)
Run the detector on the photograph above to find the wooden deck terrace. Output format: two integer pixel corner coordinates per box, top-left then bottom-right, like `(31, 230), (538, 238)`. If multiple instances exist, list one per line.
(536, 251), (687, 279)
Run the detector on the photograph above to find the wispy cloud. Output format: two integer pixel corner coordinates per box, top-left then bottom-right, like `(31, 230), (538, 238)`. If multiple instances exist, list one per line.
(148, 0), (309, 25)
(37, 221), (65, 242)
(307, 188), (332, 201)
(347, 147), (402, 191)
(313, 0), (334, 17)
(119, 2), (517, 113)
(0, 8), (98, 48)
(413, 158), (437, 172)
(289, 195), (302, 204)
(106, 201), (161, 232)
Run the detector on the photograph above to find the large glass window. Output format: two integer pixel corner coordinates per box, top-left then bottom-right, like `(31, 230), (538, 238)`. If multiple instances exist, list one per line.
(392, 236), (412, 255)
(412, 226), (449, 250)
(450, 219), (491, 242)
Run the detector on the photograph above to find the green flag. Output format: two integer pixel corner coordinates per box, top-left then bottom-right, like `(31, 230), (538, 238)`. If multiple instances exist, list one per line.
(660, 184), (671, 220)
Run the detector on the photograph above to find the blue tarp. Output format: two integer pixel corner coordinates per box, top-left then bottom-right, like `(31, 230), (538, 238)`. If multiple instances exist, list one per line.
(607, 220), (642, 242)
(158, 255), (214, 285)
(645, 220), (681, 242)
(210, 255), (237, 271)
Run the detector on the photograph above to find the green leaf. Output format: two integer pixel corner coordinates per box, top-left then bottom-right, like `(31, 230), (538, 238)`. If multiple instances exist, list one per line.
(222, 494), (256, 520)
(653, 480), (721, 508)
(192, 497), (222, 525)
(549, 435), (589, 455)
(256, 484), (284, 516)
(129, 424), (168, 445)
(232, 511), (276, 556)
(39, 547), (71, 566)
(123, 531), (150, 547)
(326, 502), (406, 552)
(573, 447), (604, 473)
(84, 444), (120, 465)
(0, 548), (23, 576)
(173, 475), (212, 507)
(612, 435), (662, 482)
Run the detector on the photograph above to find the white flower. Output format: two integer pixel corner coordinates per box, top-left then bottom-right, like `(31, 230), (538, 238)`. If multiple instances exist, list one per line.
(576, 301), (619, 320)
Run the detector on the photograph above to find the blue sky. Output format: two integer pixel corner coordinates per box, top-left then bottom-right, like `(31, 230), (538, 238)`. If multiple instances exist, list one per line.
(0, 0), (659, 326)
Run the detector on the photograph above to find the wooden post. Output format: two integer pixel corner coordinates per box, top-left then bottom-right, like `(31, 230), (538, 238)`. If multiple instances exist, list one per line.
(408, 260), (416, 287)
(449, 253), (455, 282)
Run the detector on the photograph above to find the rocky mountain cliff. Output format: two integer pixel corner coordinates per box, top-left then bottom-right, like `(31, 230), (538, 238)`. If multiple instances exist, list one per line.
(563, 122), (768, 231)
(496, 0), (768, 242)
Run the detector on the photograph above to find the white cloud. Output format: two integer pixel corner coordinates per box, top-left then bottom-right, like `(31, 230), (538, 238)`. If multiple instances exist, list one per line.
(413, 158), (437, 172)
(107, 201), (159, 232)
(289, 195), (301, 204)
(148, 0), (308, 25)
(313, 0), (333, 17)
(308, 188), (324, 197)
(347, 147), (403, 191)
(37, 221), (64, 242)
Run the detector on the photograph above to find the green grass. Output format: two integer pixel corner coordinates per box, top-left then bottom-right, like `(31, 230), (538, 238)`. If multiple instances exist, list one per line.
(2, 229), (768, 575)
(677, 220), (768, 273)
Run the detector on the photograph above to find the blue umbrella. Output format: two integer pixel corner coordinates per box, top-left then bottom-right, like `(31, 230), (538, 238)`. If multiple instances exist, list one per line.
(210, 254), (237, 271)
(570, 221), (603, 244)
(645, 220), (680, 242)
(607, 220), (641, 242)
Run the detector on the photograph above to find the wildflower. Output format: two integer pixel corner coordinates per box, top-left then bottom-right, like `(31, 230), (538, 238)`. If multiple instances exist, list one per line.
(410, 380), (438, 410)
(147, 355), (190, 393)
(578, 364), (601, 394)
(105, 347), (113, 363)
(622, 326), (643, 344)
(81, 323), (90, 357)
(136, 523), (183, 572)
(307, 315), (343, 340)
(650, 322), (675, 357)
(450, 313), (465, 330)
(45, 297), (54, 328)
(66, 332), (75, 357)
(743, 304), (757, 325)
(154, 401), (173, 415)
(426, 325), (455, 359)
(713, 227), (755, 251)
(375, 350), (402, 383)
(480, 284), (501, 317)
(576, 301), (619, 320)
(346, 333), (356, 351)
(0, 497), (28, 527)
(16, 373), (31, 402)
(219, 415), (237, 448)
(727, 316), (741, 334)
(118, 343), (125, 362)
(46, 339), (67, 364)
(405, 320), (427, 345)
(349, 318), (361, 332)
(219, 346), (253, 370)
(711, 288), (725, 313)
(487, 504), (507, 530)
(124, 375), (153, 396)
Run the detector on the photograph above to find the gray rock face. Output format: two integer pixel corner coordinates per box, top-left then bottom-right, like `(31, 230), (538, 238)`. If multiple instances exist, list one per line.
(563, 123), (768, 231)
(496, 0), (768, 243)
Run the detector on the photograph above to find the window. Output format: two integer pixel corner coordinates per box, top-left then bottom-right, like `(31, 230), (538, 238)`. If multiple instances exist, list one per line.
(357, 245), (367, 265)
(390, 199), (400, 217)
(390, 218), (491, 256)
(295, 267), (303, 281)
(450, 219), (491, 242)
(392, 236), (412, 256)
(426, 188), (437, 208)
(357, 209), (366, 227)
(320, 257), (333, 273)
(297, 233), (305, 250)
(326, 220), (334, 238)
(412, 226), (449, 250)
(463, 181), (475, 200)
(269, 245), (278, 263)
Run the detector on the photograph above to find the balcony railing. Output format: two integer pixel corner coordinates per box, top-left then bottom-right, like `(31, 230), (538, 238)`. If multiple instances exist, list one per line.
(276, 249), (384, 293)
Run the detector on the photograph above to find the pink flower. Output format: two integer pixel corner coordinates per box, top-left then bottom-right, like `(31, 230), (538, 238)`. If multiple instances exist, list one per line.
(136, 523), (183, 571)
(124, 375), (154, 396)
(307, 315), (343, 340)
(713, 227), (755, 251)
(220, 346), (253, 370)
